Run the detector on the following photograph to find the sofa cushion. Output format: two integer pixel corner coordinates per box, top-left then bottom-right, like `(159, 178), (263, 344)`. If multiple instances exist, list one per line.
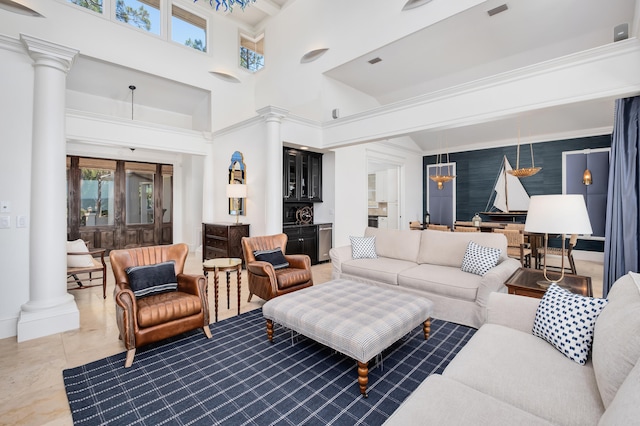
(253, 247), (289, 269)
(532, 283), (608, 365)
(592, 271), (640, 408)
(66, 239), (94, 267)
(417, 230), (507, 267)
(598, 359), (640, 426)
(364, 226), (421, 262)
(126, 261), (178, 298)
(398, 264), (481, 302)
(444, 324), (605, 426)
(383, 374), (554, 426)
(136, 291), (202, 328)
(349, 235), (377, 259)
(461, 241), (501, 276)
(342, 258), (417, 285)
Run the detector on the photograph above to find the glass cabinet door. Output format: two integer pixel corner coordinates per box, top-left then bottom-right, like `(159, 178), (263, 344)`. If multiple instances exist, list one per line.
(309, 153), (322, 201)
(300, 153), (309, 199)
(286, 150), (298, 200)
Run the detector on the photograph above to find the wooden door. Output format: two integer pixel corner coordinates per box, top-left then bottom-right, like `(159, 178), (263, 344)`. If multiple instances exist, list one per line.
(67, 157), (172, 251)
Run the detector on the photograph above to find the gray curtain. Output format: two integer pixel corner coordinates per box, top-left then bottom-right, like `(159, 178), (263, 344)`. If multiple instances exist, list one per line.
(603, 96), (640, 297)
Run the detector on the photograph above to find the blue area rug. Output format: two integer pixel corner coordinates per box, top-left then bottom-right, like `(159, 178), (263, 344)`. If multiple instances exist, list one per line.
(63, 309), (475, 425)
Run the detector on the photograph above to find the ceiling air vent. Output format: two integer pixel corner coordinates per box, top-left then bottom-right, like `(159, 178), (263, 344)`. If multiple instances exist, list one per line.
(487, 4), (508, 17)
(368, 57), (382, 65)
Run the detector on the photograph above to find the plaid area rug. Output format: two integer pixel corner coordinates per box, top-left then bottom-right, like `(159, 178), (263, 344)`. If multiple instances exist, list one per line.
(63, 309), (475, 425)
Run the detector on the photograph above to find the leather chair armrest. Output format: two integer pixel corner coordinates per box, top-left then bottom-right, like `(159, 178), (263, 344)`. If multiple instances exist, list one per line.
(114, 283), (138, 346)
(247, 261), (276, 277)
(285, 254), (311, 270)
(177, 273), (209, 325)
(176, 273), (205, 296)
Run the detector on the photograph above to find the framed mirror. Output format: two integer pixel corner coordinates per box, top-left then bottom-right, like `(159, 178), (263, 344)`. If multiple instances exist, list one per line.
(228, 151), (246, 216)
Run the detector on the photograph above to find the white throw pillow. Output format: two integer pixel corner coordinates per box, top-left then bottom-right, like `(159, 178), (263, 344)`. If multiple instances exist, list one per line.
(350, 236), (377, 259)
(66, 239), (94, 268)
(460, 241), (501, 276)
(532, 283), (609, 365)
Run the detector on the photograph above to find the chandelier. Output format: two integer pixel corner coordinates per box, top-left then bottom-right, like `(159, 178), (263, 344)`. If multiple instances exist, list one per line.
(429, 151), (456, 190)
(202, 0), (256, 12)
(506, 120), (541, 178)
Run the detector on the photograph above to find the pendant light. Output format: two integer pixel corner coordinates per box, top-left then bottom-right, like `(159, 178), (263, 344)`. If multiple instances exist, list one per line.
(507, 117), (541, 178)
(583, 149), (593, 185)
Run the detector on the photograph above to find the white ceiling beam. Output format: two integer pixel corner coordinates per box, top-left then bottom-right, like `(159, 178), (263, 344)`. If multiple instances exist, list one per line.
(252, 0), (280, 17)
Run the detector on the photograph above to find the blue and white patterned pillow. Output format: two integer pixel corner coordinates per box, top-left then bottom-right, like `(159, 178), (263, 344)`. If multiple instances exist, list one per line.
(350, 236), (377, 259)
(460, 241), (501, 276)
(532, 283), (608, 365)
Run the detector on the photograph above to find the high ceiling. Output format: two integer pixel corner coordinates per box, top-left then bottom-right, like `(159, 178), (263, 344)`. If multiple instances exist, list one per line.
(66, 0), (639, 153)
(324, 0), (638, 152)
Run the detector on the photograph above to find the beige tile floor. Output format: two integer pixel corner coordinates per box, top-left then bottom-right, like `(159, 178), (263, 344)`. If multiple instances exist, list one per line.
(0, 255), (602, 426)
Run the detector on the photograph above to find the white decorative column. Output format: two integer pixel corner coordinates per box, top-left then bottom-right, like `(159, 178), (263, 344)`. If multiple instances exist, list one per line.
(257, 106), (288, 235)
(17, 35), (79, 342)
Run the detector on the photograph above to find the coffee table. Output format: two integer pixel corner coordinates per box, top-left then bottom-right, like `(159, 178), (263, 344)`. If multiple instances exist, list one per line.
(505, 267), (593, 298)
(262, 279), (434, 397)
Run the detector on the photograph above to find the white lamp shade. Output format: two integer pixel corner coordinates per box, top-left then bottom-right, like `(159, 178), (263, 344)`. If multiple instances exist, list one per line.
(524, 194), (593, 235)
(226, 184), (247, 199)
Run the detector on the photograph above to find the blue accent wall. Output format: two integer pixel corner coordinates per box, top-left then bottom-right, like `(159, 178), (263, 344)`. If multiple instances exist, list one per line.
(423, 134), (612, 251)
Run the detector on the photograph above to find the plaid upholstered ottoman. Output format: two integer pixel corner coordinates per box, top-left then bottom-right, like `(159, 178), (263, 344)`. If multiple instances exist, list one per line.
(262, 278), (434, 397)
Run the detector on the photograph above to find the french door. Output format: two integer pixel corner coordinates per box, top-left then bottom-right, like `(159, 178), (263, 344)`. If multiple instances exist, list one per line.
(67, 156), (173, 251)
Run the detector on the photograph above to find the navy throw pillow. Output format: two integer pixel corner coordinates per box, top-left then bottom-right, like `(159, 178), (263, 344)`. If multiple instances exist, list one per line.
(126, 260), (178, 298)
(253, 247), (289, 270)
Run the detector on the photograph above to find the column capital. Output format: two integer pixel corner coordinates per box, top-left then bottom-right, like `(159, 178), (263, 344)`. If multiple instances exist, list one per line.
(20, 34), (78, 73)
(257, 105), (289, 123)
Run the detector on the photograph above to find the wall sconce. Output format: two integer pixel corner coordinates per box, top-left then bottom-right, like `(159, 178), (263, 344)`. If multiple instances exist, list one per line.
(227, 184), (247, 224)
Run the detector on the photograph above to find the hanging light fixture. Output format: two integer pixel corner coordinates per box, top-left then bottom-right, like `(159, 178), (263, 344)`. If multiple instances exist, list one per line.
(583, 149), (593, 185)
(129, 85), (136, 120)
(195, 0), (256, 12)
(429, 148), (455, 190)
(507, 117), (541, 178)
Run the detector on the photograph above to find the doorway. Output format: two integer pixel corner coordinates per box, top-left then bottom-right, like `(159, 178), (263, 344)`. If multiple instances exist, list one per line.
(66, 156), (173, 251)
(367, 160), (401, 229)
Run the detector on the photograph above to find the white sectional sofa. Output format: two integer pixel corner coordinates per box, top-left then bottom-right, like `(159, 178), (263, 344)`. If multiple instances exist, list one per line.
(330, 227), (521, 328)
(384, 271), (640, 426)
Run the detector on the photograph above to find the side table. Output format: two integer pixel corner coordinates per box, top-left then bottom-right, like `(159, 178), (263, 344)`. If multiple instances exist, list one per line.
(203, 258), (242, 322)
(504, 267), (592, 299)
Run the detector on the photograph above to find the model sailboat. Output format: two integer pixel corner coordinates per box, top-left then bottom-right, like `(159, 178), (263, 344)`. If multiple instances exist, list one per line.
(481, 156), (530, 220)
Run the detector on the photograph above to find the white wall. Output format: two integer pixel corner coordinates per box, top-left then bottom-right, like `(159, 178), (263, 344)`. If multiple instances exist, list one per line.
(0, 44), (34, 338)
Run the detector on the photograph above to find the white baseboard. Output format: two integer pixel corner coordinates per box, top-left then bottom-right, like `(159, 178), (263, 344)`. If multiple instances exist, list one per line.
(0, 316), (18, 339)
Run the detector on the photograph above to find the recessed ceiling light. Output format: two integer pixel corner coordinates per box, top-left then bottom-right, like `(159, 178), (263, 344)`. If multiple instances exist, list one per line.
(487, 4), (508, 17)
(0, 0), (43, 16)
(402, 0), (433, 11)
(300, 48), (329, 64)
(368, 57), (382, 65)
(209, 71), (241, 83)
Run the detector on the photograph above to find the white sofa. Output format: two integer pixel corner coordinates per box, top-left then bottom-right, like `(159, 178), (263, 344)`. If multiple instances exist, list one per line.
(384, 271), (640, 426)
(330, 227), (521, 328)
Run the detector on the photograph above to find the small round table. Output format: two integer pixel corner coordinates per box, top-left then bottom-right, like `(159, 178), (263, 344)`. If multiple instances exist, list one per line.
(203, 258), (242, 322)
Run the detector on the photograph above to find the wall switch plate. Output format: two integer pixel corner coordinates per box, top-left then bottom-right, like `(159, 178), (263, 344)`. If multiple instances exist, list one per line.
(0, 201), (9, 213)
(16, 215), (27, 228)
(0, 215), (10, 229)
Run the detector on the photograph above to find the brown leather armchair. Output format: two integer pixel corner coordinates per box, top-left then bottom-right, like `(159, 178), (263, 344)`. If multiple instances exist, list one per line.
(110, 243), (211, 367)
(242, 233), (313, 302)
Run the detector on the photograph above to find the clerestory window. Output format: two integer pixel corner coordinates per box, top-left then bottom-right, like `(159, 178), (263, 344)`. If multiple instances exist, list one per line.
(172, 5), (207, 52)
(240, 32), (264, 72)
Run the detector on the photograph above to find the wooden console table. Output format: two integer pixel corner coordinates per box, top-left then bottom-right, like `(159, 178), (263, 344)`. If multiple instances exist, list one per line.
(505, 268), (592, 298)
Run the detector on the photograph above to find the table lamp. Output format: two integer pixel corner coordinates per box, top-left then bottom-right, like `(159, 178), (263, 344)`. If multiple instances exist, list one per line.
(227, 183), (247, 224)
(524, 194), (592, 287)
